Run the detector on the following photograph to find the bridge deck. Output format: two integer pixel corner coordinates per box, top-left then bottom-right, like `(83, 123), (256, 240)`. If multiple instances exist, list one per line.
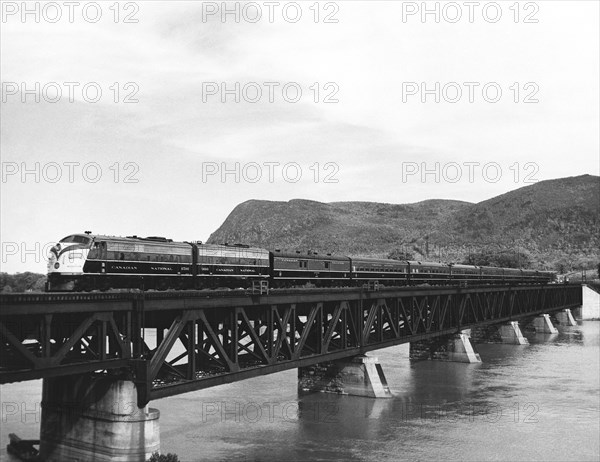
(0, 285), (583, 405)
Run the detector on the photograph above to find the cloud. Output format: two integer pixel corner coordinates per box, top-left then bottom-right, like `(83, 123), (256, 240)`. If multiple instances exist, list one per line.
(1, 1), (598, 273)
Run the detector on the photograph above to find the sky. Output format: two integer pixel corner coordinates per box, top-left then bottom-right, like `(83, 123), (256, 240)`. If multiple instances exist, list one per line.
(1, 0), (599, 273)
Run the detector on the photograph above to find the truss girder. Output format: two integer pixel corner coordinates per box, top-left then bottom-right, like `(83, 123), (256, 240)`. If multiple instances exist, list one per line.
(0, 285), (583, 403)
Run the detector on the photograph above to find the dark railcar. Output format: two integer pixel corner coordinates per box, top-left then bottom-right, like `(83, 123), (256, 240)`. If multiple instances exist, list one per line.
(350, 257), (409, 285)
(271, 250), (351, 286)
(408, 261), (453, 284)
(479, 265), (505, 283)
(449, 264), (481, 284)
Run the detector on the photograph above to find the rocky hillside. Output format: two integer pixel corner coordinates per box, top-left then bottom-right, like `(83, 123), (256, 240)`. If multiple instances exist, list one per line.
(208, 175), (599, 271)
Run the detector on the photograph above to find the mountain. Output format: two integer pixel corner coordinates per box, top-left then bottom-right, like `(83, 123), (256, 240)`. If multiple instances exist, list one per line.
(207, 199), (471, 255)
(207, 175), (600, 271)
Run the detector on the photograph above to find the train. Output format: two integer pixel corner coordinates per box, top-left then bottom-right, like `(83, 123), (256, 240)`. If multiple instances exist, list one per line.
(45, 233), (556, 291)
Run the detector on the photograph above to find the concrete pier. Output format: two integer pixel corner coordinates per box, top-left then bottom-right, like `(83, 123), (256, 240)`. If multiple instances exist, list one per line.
(471, 322), (529, 345)
(581, 285), (600, 319)
(298, 355), (393, 398)
(555, 309), (577, 326)
(532, 314), (558, 334)
(40, 375), (160, 462)
(498, 322), (529, 344)
(410, 330), (482, 363)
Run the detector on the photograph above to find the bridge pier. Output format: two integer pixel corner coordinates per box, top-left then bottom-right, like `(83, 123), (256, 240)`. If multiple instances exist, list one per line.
(497, 322), (529, 344)
(555, 309), (577, 326)
(410, 330), (482, 363)
(40, 375), (160, 462)
(532, 314), (559, 334)
(471, 322), (529, 345)
(298, 355), (393, 398)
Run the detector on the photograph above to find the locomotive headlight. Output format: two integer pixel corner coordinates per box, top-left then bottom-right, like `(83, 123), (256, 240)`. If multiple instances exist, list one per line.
(56, 243), (61, 251)
(54, 263), (60, 269)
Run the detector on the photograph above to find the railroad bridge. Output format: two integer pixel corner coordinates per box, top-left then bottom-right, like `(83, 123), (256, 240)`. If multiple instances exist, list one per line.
(0, 284), (583, 461)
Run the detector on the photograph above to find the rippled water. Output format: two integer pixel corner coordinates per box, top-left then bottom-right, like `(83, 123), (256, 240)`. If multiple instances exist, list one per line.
(2, 317), (598, 461)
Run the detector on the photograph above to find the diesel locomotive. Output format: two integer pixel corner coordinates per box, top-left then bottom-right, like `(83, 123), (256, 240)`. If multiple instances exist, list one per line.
(46, 233), (556, 291)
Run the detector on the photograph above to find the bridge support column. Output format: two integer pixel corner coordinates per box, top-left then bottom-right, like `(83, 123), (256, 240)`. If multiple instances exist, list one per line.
(571, 306), (582, 319)
(471, 322), (528, 345)
(410, 330), (482, 363)
(39, 375), (160, 462)
(498, 322), (529, 344)
(555, 309), (577, 326)
(533, 314), (559, 334)
(298, 355), (392, 398)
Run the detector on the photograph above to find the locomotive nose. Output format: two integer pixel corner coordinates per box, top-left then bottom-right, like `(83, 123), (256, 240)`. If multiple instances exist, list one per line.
(50, 245), (59, 257)
(47, 243), (63, 272)
(47, 249), (56, 271)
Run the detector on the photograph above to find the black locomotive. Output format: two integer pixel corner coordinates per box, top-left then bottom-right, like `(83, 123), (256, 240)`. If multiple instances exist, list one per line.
(46, 233), (555, 291)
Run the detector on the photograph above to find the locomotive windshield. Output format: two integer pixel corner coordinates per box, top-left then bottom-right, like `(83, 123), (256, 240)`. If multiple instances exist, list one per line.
(59, 235), (92, 245)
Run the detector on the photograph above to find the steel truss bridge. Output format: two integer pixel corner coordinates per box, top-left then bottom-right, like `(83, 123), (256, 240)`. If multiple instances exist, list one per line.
(0, 284), (582, 406)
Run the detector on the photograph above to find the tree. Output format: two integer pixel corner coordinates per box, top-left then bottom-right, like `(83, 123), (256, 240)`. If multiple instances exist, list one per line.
(0, 272), (46, 292)
(462, 252), (491, 266)
(494, 251), (531, 269)
(461, 251), (531, 269)
(147, 452), (179, 462)
(387, 249), (414, 261)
